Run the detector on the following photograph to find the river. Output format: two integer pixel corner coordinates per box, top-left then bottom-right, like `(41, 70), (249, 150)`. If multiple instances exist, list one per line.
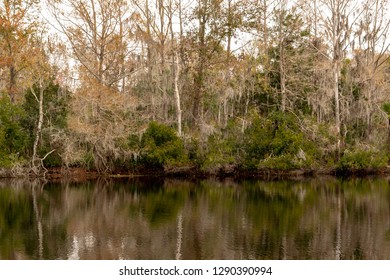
(1, 177), (390, 259)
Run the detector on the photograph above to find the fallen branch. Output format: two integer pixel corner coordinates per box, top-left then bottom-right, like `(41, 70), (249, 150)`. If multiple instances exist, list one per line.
(42, 149), (56, 161)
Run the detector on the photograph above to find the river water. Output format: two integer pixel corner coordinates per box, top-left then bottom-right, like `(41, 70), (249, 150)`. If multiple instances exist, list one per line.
(1, 177), (390, 260)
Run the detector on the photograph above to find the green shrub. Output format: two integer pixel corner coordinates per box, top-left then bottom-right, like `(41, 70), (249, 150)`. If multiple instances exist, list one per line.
(243, 111), (316, 170)
(141, 122), (187, 167)
(260, 154), (299, 170)
(338, 149), (388, 170)
(0, 96), (28, 167)
(202, 135), (235, 171)
(243, 115), (272, 169)
(185, 138), (203, 167)
(382, 103), (390, 118)
(201, 120), (243, 171)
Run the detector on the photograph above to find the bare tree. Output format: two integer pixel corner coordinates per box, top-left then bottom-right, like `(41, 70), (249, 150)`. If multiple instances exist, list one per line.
(316, 0), (362, 155)
(47, 0), (141, 173)
(168, 0), (183, 136)
(354, 0), (390, 136)
(47, 0), (134, 91)
(0, 0), (39, 103)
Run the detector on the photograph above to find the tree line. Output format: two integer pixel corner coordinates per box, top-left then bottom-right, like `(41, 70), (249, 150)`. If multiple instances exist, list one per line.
(1, 0), (390, 176)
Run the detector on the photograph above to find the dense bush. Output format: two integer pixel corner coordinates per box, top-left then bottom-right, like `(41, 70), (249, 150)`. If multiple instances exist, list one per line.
(141, 122), (187, 168)
(338, 148), (388, 171)
(0, 97), (28, 167)
(243, 112), (316, 170)
(201, 120), (243, 172)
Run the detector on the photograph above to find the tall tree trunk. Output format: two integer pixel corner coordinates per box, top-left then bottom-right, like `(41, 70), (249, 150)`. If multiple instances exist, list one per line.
(278, 0), (287, 112)
(8, 65), (16, 103)
(330, 0), (343, 157)
(193, 9), (206, 126)
(119, 7), (126, 95)
(168, 0), (182, 135)
(145, 0), (155, 119)
(158, 0), (168, 121)
(174, 53), (182, 136)
(333, 61), (341, 156)
(226, 0), (232, 61)
(32, 79), (44, 174)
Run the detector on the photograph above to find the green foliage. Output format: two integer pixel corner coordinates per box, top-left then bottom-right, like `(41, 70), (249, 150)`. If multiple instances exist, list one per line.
(309, 122), (337, 167)
(22, 79), (69, 133)
(127, 134), (141, 150)
(338, 148), (388, 171)
(382, 103), (390, 118)
(0, 96), (28, 167)
(246, 71), (278, 114)
(141, 122), (187, 168)
(184, 138), (204, 167)
(203, 135), (235, 170)
(259, 154), (298, 170)
(201, 120), (243, 172)
(243, 112), (315, 170)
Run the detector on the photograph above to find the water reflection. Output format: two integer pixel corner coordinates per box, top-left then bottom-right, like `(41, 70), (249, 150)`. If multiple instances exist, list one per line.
(1, 177), (390, 259)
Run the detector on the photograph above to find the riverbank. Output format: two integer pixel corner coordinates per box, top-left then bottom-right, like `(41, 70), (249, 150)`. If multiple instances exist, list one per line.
(2, 165), (390, 181)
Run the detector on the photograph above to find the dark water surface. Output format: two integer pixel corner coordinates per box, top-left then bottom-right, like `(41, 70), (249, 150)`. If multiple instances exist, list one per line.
(1, 177), (390, 260)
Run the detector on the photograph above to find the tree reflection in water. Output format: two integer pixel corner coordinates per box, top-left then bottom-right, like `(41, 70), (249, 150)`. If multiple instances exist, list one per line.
(1, 177), (390, 259)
